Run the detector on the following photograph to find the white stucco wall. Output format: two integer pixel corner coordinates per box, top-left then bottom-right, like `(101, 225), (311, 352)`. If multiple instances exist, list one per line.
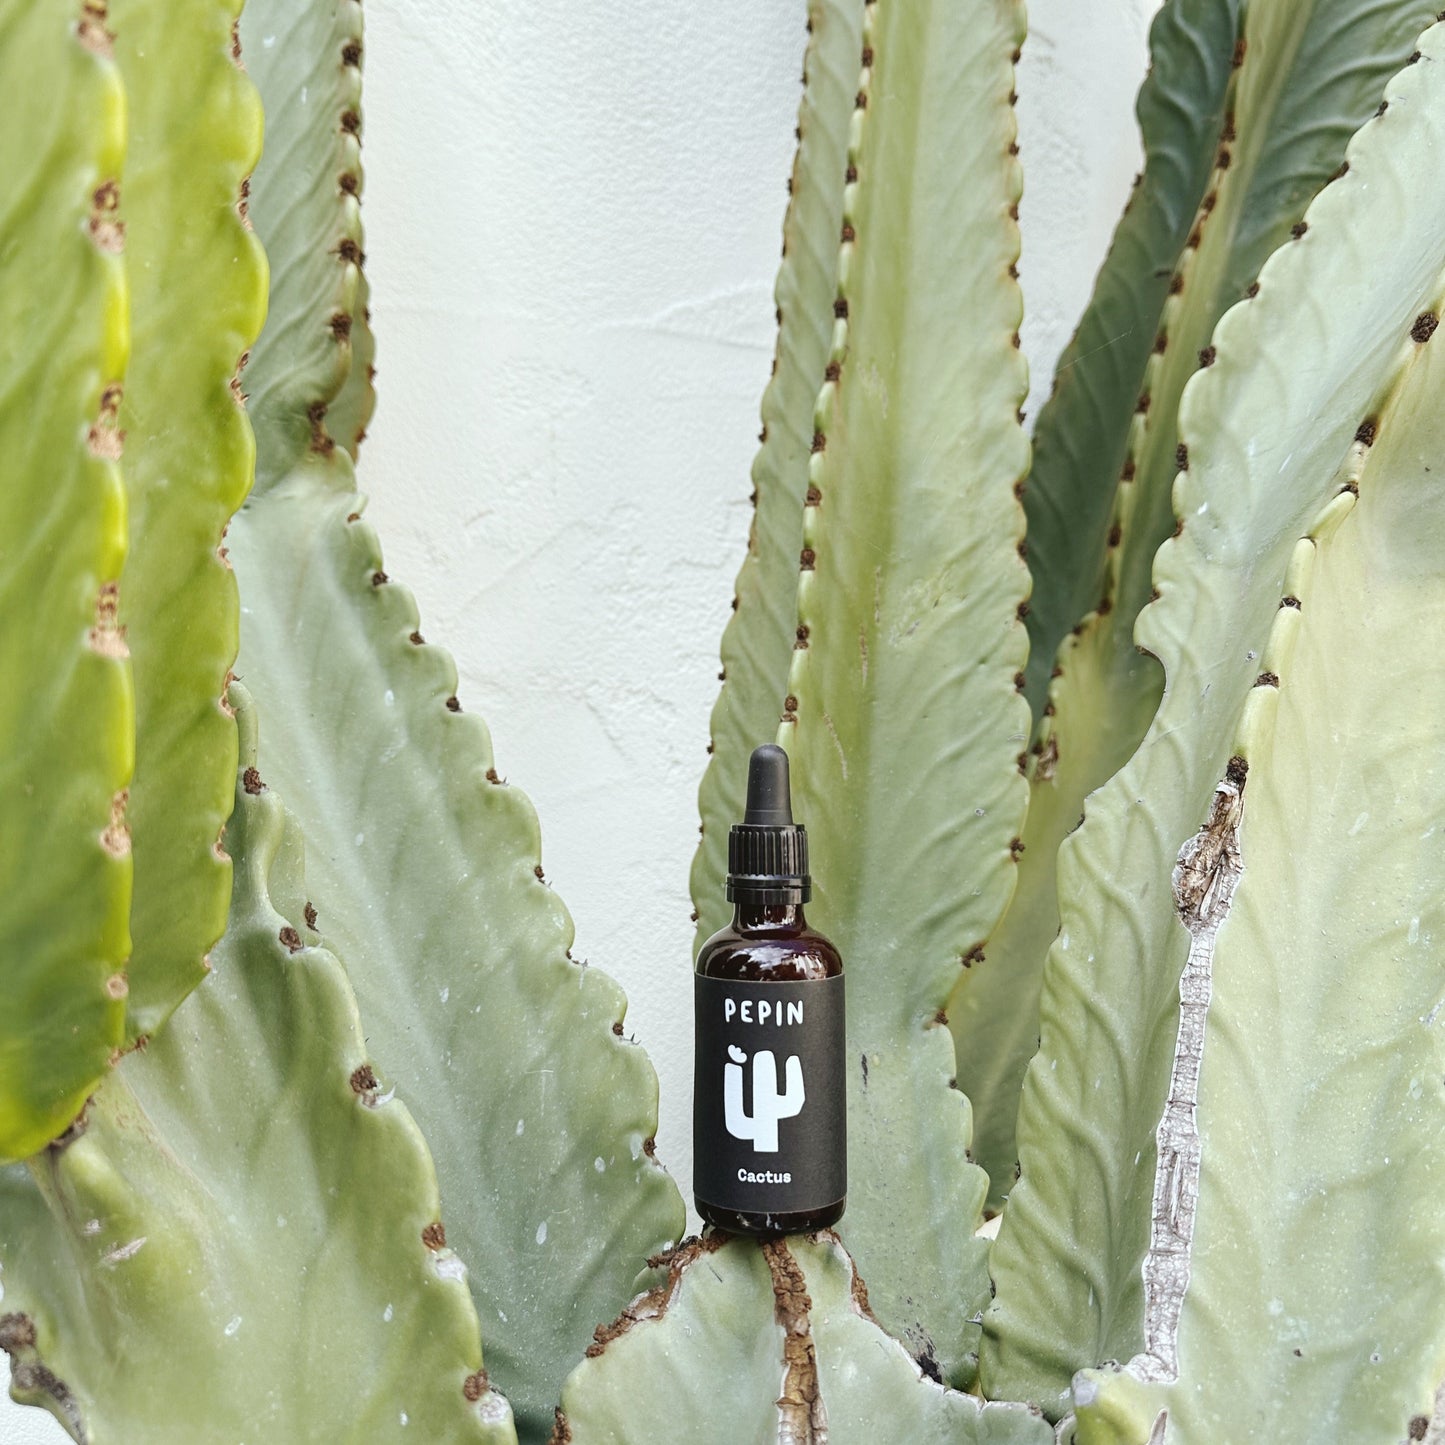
(1, 2), (1152, 1439)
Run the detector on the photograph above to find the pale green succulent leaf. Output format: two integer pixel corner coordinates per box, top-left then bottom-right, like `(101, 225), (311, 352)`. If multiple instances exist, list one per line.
(557, 1237), (783, 1445)
(110, 0), (268, 1039)
(1073, 196), (1445, 1445)
(0, 0), (131, 1160)
(231, 5), (683, 1437)
(559, 1234), (1055, 1445)
(955, 0), (1243, 1199)
(985, 24), (1445, 1413)
(0, 693), (513, 1444)
(778, 0), (1030, 1385)
(953, 0), (1436, 1213)
(692, 0), (866, 947)
(801, 1238), (1054, 1445)
(240, 0), (362, 481)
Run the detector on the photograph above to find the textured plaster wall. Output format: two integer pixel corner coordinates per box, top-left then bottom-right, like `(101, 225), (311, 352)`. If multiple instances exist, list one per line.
(1, 3), (1152, 1439)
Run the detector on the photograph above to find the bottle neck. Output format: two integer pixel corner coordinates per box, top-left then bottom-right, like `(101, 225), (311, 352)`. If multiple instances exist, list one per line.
(733, 897), (807, 932)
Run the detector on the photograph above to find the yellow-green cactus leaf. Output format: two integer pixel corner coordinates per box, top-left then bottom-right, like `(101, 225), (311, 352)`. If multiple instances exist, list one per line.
(0, 0), (132, 1160)
(108, 0), (267, 1038)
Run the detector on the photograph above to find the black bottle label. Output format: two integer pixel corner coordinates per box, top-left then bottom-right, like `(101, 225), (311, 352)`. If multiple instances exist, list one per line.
(693, 973), (846, 1216)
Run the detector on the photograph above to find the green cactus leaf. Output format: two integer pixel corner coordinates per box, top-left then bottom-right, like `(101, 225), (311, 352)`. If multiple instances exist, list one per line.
(985, 23), (1445, 1414)
(558, 1234), (1055, 1445)
(1071, 293), (1445, 1444)
(775, 0), (1030, 1385)
(228, 4), (683, 1436)
(952, 0), (1437, 1214)
(0, 0), (131, 1161)
(107, 0), (267, 1040)
(1017, 0), (1241, 714)
(0, 692), (514, 1443)
(692, 0), (866, 947)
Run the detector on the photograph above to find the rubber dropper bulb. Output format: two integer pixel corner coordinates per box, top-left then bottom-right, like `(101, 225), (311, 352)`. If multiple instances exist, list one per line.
(744, 744), (794, 826)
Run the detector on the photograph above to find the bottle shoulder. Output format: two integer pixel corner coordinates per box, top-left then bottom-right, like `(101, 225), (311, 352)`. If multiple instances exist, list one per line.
(695, 924), (842, 981)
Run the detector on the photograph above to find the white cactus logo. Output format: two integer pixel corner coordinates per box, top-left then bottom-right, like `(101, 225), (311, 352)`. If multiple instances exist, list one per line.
(723, 1044), (805, 1153)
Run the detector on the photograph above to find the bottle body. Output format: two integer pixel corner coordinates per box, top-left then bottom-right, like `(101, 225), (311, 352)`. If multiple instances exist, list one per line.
(693, 904), (846, 1236)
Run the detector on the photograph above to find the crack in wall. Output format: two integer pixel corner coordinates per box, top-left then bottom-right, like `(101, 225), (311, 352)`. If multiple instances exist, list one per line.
(1130, 763), (1245, 1392)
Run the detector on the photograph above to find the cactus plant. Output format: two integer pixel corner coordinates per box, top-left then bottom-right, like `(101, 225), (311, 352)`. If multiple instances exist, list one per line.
(5, 0), (1445, 1442)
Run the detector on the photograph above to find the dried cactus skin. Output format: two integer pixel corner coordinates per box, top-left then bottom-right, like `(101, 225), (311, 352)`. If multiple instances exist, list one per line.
(951, 0), (1438, 1216)
(692, 0), (866, 948)
(558, 1234), (1055, 1445)
(106, 0), (268, 1040)
(985, 24), (1445, 1417)
(775, 0), (1030, 1386)
(0, 692), (516, 1443)
(229, 3), (683, 1437)
(0, 0), (132, 1160)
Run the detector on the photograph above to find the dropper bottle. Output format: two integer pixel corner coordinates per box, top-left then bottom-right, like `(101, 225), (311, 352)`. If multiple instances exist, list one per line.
(693, 744), (847, 1235)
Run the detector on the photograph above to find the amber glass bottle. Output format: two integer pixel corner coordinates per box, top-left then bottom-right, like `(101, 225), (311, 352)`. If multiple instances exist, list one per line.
(693, 744), (846, 1235)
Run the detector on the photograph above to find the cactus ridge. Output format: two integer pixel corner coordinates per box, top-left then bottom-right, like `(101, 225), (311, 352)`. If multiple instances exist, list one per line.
(1077, 273), (1445, 1445)
(1018, 0), (1244, 715)
(692, 0), (867, 948)
(987, 19), (1445, 1417)
(226, 2), (685, 1436)
(777, 0), (1030, 1387)
(950, 0), (1440, 1218)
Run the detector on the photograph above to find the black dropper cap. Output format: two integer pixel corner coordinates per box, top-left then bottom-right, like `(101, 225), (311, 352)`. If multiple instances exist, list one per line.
(726, 744), (811, 904)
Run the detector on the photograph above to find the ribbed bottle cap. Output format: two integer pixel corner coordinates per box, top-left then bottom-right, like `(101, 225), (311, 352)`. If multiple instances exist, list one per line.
(726, 744), (811, 903)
